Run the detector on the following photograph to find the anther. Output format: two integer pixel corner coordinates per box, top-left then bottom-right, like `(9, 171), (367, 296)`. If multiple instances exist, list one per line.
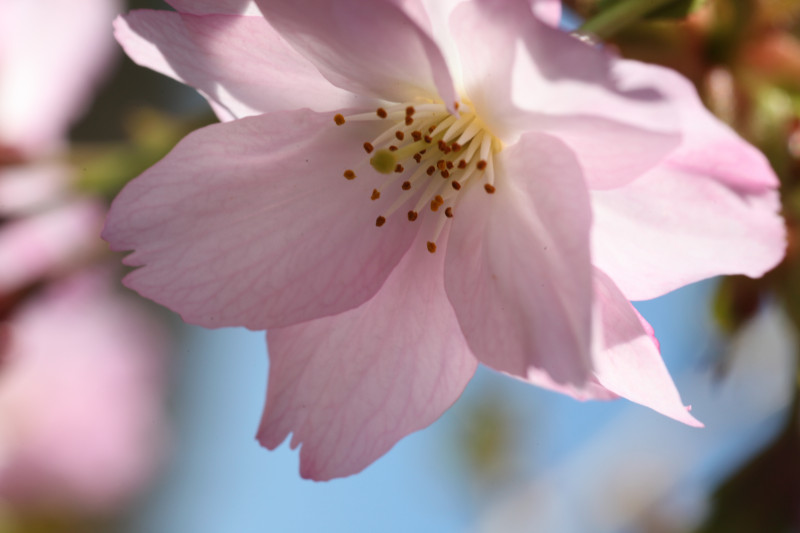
(394, 164), (404, 173)
(445, 207), (454, 218)
(376, 216), (386, 227)
(484, 184), (496, 194)
(363, 142), (374, 153)
(426, 166), (436, 176)
(441, 169), (450, 178)
(424, 135), (433, 143)
(437, 160), (446, 171)
(429, 125), (436, 133)
(395, 131), (405, 141)
(371, 189), (381, 200)
(427, 241), (437, 253)
(343, 170), (356, 180)
(376, 108), (388, 118)
(411, 131), (422, 141)
(413, 154), (422, 163)
(405, 116), (414, 126)
(452, 181), (462, 190)
(451, 142), (462, 152)
(334, 114), (346, 125)
(431, 200), (440, 211)
(457, 160), (467, 169)
(389, 145), (398, 151)
(477, 160), (488, 170)
(407, 211), (418, 221)
(446, 161), (454, 169)
(402, 181), (412, 190)
(406, 106), (415, 116)
(438, 140), (447, 151)
(454, 101), (460, 110)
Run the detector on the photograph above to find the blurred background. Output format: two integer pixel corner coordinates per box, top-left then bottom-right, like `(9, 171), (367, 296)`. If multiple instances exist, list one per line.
(0, 0), (798, 531)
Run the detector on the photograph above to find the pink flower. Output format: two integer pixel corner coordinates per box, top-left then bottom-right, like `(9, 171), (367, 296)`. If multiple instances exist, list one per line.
(105, 0), (785, 479)
(0, 272), (168, 513)
(0, 0), (120, 155)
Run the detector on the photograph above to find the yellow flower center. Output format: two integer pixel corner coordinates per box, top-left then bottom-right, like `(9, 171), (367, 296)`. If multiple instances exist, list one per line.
(334, 99), (501, 253)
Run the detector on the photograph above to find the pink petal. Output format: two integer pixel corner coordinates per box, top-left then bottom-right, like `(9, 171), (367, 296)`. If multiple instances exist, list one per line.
(164, 0), (260, 15)
(444, 132), (593, 386)
(0, 271), (168, 511)
(258, 229), (477, 480)
(615, 61), (779, 193)
(0, 163), (71, 216)
(115, 11), (363, 120)
(254, 0), (457, 108)
(103, 109), (418, 330)
(0, 200), (104, 294)
(591, 269), (702, 426)
(0, 0), (119, 153)
(591, 166), (785, 301)
(531, 0), (562, 27)
(449, 0), (681, 189)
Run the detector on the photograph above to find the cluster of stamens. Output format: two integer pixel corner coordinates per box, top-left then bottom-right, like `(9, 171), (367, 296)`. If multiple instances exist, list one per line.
(334, 101), (500, 253)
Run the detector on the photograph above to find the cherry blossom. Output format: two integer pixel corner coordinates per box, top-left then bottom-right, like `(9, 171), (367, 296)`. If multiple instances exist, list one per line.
(106, 0), (785, 479)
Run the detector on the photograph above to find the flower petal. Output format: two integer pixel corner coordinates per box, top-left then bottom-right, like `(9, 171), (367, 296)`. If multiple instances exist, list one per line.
(444, 132), (593, 386)
(115, 11), (363, 120)
(254, 0), (456, 108)
(164, 0), (260, 15)
(0, 0), (119, 153)
(591, 269), (702, 426)
(258, 229), (477, 480)
(0, 200), (104, 294)
(449, 0), (681, 188)
(531, 0), (561, 27)
(0, 271), (167, 511)
(591, 166), (785, 301)
(617, 61), (779, 193)
(103, 109), (418, 329)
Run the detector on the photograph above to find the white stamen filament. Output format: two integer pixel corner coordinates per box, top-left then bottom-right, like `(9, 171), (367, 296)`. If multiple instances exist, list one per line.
(335, 99), (501, 252)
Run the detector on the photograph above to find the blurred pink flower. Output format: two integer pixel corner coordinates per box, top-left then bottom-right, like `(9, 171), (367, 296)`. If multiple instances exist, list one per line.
(0, 0), (120, 155)
(0, 272), (168, 513)
(105, 0), (785, 479)
(0, 0), (169, 515)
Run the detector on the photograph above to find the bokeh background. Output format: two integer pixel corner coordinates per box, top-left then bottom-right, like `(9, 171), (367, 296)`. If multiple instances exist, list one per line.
(1, 0), (798, 531)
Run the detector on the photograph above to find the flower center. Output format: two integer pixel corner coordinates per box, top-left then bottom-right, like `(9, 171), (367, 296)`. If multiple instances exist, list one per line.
(334, 100), (501, 253)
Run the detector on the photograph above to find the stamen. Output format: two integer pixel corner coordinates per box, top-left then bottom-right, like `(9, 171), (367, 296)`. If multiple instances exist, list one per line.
(341, 98), (500, 249)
